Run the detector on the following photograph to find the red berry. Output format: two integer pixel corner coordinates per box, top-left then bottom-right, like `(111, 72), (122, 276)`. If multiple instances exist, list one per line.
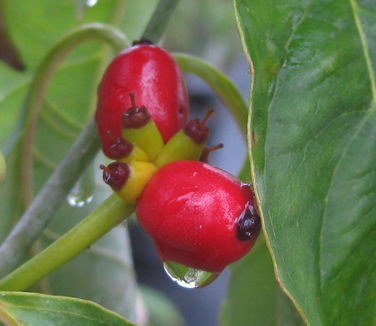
(96, 43), (189, 158)
(136, 161), (260, 273)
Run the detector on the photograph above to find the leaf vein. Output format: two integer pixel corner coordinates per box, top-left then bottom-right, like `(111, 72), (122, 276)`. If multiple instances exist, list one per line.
(358, 6), (376, 20)
(32, 149), (57, 170)
(349, 0), (376, 103)
(0, 79), (29, 103)
(263, 0), (316, 182)
(318, 110), (374, 292)
(301, 110), (368, 164)
(45, 99), (84, 130)
(40, 109), (78, 140)
(265, 0), (316, 132)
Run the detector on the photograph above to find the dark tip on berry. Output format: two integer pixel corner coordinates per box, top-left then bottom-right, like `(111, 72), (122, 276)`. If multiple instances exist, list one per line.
(132, 37), (154, 46)
(107, 136), (133, 159)
(184, 110), (214, 144)
(100, 162), (130, 190)
(122, 92), (150, 129)
(236, 204), (261, 242)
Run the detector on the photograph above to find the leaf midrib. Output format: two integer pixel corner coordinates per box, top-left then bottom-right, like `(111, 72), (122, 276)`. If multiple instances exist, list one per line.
(349, 0), (376, 103)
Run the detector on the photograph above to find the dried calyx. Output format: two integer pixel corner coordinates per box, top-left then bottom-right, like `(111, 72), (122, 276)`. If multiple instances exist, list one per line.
(100, 162), (130, 190)
(122, 93), (150, 129)
(106, 132), (133, 159)
(184, 109), (214, 144)
(132, 37), (154, 46)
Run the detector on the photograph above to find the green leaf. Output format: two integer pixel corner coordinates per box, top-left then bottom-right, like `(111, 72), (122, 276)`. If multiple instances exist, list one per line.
(0, 291), (135, 326)
(220, 240), (277, 326)
(39, 189), (138, 319)
(234, 0), (376, 325)
(220, 239), (305, 326)
(276, 290), (306, 326)
(140, 286), (184, 326)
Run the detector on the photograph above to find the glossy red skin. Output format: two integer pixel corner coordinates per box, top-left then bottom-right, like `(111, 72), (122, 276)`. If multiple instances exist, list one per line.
(96, 44), (189, 157)
(136, 161), (257, 273)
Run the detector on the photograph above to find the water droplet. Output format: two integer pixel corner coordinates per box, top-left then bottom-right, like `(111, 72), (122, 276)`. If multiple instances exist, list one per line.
(67, 164), (94, 207)
(74, 0), (98, 22)
(86, 0), (98, 7)
(163, 261), (219, 288)
(67, 186), (93, 207)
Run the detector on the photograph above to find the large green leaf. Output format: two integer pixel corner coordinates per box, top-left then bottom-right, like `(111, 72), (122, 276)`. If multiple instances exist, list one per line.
(234, 0), (376, 325)
(140, 286), (184, 326)
(0, 0), (156, 320)
(0, 291), (135, 325)
(220, 241), (277, 326)
(220, 239), (305, 326)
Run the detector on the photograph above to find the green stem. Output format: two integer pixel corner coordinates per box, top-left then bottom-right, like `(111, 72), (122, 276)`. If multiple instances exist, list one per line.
(143, 0), (180, 42)
(0, 194), (134, 291)
(19, 23), (129, 208)
(173, 53), (248, 140)
(173, 53), (250, 181)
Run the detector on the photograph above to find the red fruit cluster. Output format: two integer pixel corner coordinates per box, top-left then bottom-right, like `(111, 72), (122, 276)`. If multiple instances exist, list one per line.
(96, 40), (261, 275)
